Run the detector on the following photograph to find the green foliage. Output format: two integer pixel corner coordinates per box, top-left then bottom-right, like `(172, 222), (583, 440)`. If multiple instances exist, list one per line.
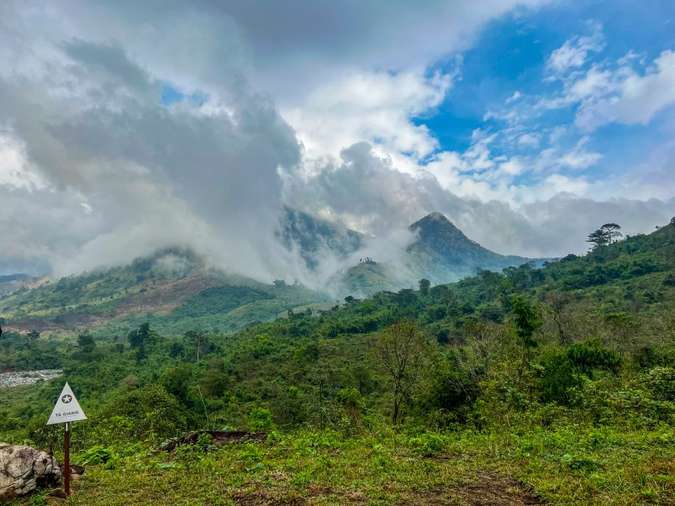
(101, 385), (188, 440)
(77, 332), (96, 354)
(407, 432), (447, 456)
(539, 342), (621, 405)
(642, 366), (675, 401)
(77, 445), (118, 468)
(510, 295), (542, 348)
(248, 407), (275, 432)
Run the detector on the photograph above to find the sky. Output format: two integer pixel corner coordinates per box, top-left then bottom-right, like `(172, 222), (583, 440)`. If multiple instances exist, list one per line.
(0, 0), (674, 282)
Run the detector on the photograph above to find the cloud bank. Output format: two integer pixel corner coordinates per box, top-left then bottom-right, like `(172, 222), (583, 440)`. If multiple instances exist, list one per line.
(0, 1), (673, 282)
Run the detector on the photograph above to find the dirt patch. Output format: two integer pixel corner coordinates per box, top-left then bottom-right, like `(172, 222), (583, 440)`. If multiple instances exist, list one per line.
(231, 490), (307, 506)
(400, 472), (546, 506)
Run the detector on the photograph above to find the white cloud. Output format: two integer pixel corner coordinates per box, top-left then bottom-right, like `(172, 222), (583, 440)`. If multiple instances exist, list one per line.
(284, 70), (452, 163)
(0, 0), (672, 281)
(547, 22), (605, 75)
(576, 50), (675, 131)
(517, 132), (540, 148)
(0, 132), (46, 190)
(558, 137), (602, 169)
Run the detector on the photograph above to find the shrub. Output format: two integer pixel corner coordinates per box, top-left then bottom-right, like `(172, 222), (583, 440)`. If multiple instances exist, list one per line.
(539, 342), (621, 405)
(408, 433), (447, 457)
(248, 407), (275, 432)
(102, 385), (188, 440)
(642, 367), (675, 401)
(77, 445), (118, 467)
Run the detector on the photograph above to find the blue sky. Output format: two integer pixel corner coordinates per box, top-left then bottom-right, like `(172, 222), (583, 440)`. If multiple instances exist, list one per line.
(416, 0), (675, 190)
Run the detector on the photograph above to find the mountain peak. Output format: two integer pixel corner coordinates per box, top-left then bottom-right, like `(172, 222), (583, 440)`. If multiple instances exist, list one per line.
(406, 212), (529, 282)
(410, 212), (463, 236)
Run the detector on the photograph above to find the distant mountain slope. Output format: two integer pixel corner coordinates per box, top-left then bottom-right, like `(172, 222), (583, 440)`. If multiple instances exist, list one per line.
(0, 273), (42, 297)
(279, 207), (363, 269)
(340, 212), (536, 295)
(405, 212), (532, 283)
(0, 248), (328, 336)
(338, 260), (402, 295)
(0, 212), (546, 332)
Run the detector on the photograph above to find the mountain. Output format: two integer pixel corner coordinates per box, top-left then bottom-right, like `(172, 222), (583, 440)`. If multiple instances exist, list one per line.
(279, 207), (363, 269)
(405, 212), (532, 283)
(0, 274), (41, 297)
(340, 212), (536, 295)
(2, 219), (673, 505)
(339, 260), (402, 295)
(0, 248), (328, 336)
(0, 211), (540, 333)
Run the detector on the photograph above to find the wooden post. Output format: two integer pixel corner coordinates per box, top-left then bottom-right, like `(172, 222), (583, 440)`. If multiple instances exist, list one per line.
(64, 422), (71, 496)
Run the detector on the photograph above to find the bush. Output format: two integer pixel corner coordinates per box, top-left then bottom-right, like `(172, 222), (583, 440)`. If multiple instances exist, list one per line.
(249, 407), (275, 432)
(77, 445), (118, 468)
(408, 433), (447, 457)
(102, 385), (188, 440)
(642, 367), (675, 401)
(539, 342), (621, 405)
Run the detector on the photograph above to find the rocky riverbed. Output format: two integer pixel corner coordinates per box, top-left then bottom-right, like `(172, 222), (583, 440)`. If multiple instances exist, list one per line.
(0, 370), (62, 389)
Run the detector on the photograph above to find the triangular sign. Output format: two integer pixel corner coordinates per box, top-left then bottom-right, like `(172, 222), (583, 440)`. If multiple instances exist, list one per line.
(47, 382), (87, 425)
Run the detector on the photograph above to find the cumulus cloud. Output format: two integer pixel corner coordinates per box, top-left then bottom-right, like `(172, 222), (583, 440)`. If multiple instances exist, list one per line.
(0, 0), (673, 284)
(285, 143), (675, 258)
(0, 26), (301, 280)
(576, 50), (675, 131)
(284, 70), (452, 164)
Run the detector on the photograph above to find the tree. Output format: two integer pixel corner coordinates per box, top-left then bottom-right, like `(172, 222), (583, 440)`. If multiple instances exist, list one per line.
(128, 323), (153, 362)
(601, 223), (622, 244)
(375, 320), (429, 424)
(510, 295), (542, 350)
(586, 229), (606, 249)
(185, 330), (208, 363)
(128, 323), (151, 348)
(544, 292), (572, 345)
(418, 278), (431, 296)
(77, 332), (96, 354)
(587, 223), (623, 250)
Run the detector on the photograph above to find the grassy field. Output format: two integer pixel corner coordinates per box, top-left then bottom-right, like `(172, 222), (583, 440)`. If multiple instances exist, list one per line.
(14, 424), (673, 505)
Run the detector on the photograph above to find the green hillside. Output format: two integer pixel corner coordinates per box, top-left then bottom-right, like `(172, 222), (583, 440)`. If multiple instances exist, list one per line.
(0, 212), (544, 336)
(1, 219), (673, 504)
(0, 248), (329, 337)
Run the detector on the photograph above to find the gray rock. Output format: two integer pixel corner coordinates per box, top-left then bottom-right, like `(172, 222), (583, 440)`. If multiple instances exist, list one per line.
(0, 443), (61, 501)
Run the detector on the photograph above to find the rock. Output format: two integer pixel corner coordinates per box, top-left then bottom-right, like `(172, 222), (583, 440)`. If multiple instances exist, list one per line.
(0, 370), (63, 389)
(0, 443), (61, 501)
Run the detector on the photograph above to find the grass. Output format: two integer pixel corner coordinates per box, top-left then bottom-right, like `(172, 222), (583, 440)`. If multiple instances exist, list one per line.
(19, 425), (674, 505)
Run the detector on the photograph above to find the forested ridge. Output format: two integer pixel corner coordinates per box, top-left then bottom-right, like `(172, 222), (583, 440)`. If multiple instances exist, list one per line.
(1, 219), (674, 504)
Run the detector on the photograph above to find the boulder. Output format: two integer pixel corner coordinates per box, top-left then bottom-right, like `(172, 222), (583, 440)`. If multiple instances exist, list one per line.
(0, 443), (61, 501)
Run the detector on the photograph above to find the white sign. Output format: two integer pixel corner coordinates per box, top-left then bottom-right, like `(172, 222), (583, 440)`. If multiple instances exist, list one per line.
(47, 382), (87, 425)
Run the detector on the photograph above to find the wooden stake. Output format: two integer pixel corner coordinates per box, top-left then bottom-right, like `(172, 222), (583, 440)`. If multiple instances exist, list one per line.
(64, 422), (70, 496)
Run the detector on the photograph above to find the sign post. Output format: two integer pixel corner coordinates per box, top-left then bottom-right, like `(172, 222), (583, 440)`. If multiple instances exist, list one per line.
(47, 383), (87, 496)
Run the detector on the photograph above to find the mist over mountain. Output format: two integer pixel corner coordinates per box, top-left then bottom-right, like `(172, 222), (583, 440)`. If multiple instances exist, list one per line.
(278, 207), (363, 270)
(0, 209), (544, 336)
